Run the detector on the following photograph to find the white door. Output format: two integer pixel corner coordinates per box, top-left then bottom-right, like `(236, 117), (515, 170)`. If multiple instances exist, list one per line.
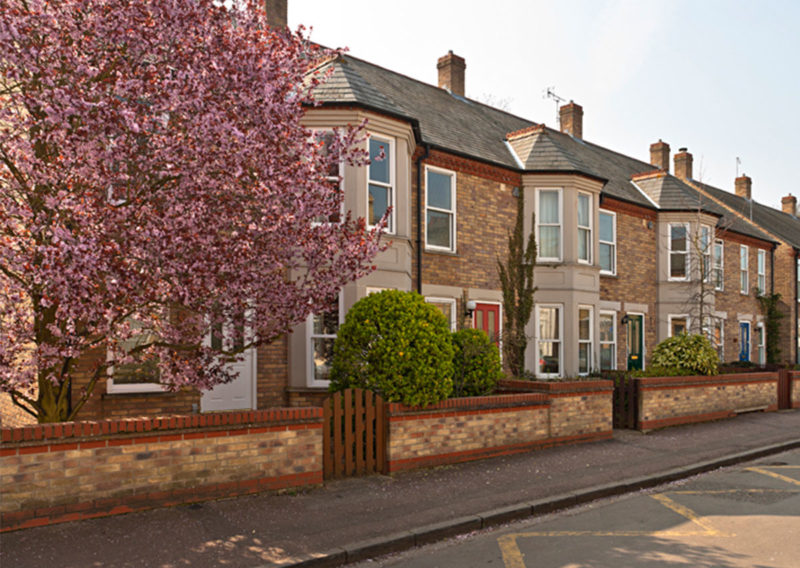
(201, 318), (257, 412)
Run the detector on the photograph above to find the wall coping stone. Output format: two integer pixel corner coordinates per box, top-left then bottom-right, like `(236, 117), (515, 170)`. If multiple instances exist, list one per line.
(497, 379), (613, 394)
(0, 407), (322, 445)
(637, 372), (778, 390)
(387, 393), (549, 416)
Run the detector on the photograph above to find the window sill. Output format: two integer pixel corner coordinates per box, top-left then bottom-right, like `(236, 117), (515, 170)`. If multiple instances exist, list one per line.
(424, 247), (458, 256)
(600, 272), (618, 278)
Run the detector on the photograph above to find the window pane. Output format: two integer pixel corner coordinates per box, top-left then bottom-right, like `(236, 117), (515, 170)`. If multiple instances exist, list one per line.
(600, 314), (614, 342)
(539, 342), (560, 373)
(312, 338), (335, 382)
(427, 210), (452, 249)
(579, 309), (590, 340)
(599, 212), (613, 242)
(368, 184), (389, 225)
(428, 301), (454, 330)
(427, 171), (452, 210)
(671, 318), (687, 336)
(369, 139), (390, 183)
(539, 307), (559, 340)
(578, 228), (590, 261)
(670, 253), (686, 278)
(671, 225), (687, 251)
(600, 345), (614, 370)
(600, 243), (613, 272)
(313, 306), (338, 336)
(539, 226), (560, 258)
(579, 343), (590, 374)
(539, 191), (559, 224)
(577, 194), (589, 226)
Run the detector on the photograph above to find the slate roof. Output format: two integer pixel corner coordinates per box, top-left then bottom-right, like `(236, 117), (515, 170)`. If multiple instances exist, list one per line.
(695, 183), (800, 249)
(308, 53), (781, 245)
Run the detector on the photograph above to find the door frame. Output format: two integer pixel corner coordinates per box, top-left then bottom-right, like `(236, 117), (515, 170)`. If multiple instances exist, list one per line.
(200, 312), (258, 413)
(473, 301), (502, 351)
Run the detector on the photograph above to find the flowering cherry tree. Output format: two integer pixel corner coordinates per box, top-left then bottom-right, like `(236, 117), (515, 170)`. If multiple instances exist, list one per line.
(0, 0), (384, 422)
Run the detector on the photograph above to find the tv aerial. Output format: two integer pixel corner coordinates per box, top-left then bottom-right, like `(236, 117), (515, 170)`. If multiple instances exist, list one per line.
(544, 87), (566, 125)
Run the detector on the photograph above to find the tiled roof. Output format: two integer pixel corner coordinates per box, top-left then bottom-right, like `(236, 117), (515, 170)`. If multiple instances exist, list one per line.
(695, 183), (800, 249)
(308, 53), (786, 246)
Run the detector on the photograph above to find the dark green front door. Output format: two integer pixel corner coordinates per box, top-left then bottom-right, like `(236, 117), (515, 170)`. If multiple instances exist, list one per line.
(627, 315), (643, 371)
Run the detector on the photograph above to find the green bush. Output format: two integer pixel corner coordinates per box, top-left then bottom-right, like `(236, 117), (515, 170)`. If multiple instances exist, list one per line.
(648, 333), (719, 376)
(451, 329), (503, 397)
(329, 290), (454, 406)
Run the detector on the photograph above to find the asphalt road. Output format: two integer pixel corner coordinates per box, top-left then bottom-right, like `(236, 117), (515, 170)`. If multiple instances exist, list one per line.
(358, 448), (800, 568)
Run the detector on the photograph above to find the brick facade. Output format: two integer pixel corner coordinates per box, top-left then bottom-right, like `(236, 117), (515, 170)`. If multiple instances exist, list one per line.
(0, 408), (322, 531)
(637, 372), (778, 431)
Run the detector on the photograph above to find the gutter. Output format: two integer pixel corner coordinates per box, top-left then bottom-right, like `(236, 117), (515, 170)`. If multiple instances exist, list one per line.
(415, 144), (430, 294)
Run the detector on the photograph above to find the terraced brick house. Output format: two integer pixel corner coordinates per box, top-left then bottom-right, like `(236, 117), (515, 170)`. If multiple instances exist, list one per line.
(4, 0), (796, 426)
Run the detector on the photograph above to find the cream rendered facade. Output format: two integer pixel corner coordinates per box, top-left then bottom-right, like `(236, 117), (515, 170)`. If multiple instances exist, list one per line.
(522, 174), (604, 377)
(289, 109), (415, 389)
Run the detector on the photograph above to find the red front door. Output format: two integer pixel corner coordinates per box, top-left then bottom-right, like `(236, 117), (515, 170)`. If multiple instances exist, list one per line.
(474, 303), (500, 347)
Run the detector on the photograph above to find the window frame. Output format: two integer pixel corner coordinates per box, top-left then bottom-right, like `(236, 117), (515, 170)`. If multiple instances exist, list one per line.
(708, 316), (724, 361)
(599, 310), (617, 370)
(367, 134), (395, 234)
(425, 296), (457, 331)
(536, 188), (563, 262)
(310, 129), (344, 226)
(577, 192), (592, 264)
(740, 245), (749, 294)
(306, 294), (344, 388)
(669, 314), (690, 337)
(755, 321), (766, 365)
(578, 305), (593, 375)
(535, 304), (563, 378)
(424, 165), (457, 253)
(598, 209), (616, 275)
(712, 239), (724, 291)
(757, 249), (766, 293)
(699, 225), (712, 282)
(106, 321), (167, 395)
(668, 222), (690, 281)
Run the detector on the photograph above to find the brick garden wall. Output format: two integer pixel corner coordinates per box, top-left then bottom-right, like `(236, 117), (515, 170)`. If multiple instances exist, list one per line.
(0, 408), (322, 532)
(637, 372), (778, 431)
(386, 381), (613, 473)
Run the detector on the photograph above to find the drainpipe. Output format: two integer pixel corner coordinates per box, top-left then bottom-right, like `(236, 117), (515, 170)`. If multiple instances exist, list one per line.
(415, 144), (430, 294)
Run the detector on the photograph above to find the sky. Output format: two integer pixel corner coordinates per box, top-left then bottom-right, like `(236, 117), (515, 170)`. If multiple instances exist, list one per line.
(289, 0), (800, 211)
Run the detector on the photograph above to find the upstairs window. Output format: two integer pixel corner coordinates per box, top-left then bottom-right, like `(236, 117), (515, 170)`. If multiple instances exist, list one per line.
(757, 249), (766, 293)
(537, 189), (562, 261)
(712, 239), (724, 291)
(740, 245), (749, 294)
(425, 167), (456, 252)
(577, 193), (592, 263)
(313, 131), (343, 224)
(599, 210), (616, 275)
(669, 223), (689, 280)
(368, 137), (394, 233)
(699, 226), (712, 282)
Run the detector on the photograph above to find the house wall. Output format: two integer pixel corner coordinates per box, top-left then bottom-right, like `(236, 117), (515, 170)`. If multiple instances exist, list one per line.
(0, 408), (322, 531)
(771, 243), (799, 364)
(714, 233), (773, 364)
(599, 198), (658, 370)
(636, 372), (778, 431)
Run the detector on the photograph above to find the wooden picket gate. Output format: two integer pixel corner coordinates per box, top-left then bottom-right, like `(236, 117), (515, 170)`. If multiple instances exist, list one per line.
(322, 389), (387, 479)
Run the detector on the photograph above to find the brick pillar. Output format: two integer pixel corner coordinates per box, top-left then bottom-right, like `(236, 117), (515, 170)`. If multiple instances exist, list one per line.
(264, 0), (287, 27)
(781, 194), (797, 215)
(674, 148), (693, 180)
(735, 175), (752, 200)
(437, 51), (466, 96)
(559, 102), (583, 139)
(649, 140), (670, 172)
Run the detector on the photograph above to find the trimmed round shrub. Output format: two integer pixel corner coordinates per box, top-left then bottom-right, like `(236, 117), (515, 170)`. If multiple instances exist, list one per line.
(329, 290), (454, 406)
(649, 333), (719, 376)
(451, 329), (503, 397)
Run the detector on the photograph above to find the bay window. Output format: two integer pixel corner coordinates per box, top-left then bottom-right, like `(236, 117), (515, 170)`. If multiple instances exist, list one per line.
(577, 193), (592, 263)
(368, 137), (394, 233)
(537, 189), (562, 261)
(669, 223), (689, 280)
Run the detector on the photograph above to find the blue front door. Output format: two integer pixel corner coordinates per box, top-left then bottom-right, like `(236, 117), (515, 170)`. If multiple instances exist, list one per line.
(739, 322), (750, 362)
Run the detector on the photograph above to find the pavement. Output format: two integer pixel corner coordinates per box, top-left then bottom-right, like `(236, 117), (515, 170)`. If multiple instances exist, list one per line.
(2, 409), (800, 568)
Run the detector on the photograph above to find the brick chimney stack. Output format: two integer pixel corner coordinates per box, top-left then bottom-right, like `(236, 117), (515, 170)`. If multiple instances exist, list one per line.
(735, 175), (752, 200)
(674, 148), (693, 181)
(437, 51), (466, 96)
(559, 102), (583, 139)
(264, 0), (287, 27)
(781, 194), (797, 215)
(650, 140), (670, 172)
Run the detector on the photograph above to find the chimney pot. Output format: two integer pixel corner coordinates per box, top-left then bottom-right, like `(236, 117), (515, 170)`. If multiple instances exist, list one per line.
(264, 0), (287, 28)
(559, 102), (583, 139)
(735, 175), (752, 200)
(437, 51), (466, 97)
(649, 139), (670, 172)
(781, 193), (797, 215)
(674, 149), (693, 180)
